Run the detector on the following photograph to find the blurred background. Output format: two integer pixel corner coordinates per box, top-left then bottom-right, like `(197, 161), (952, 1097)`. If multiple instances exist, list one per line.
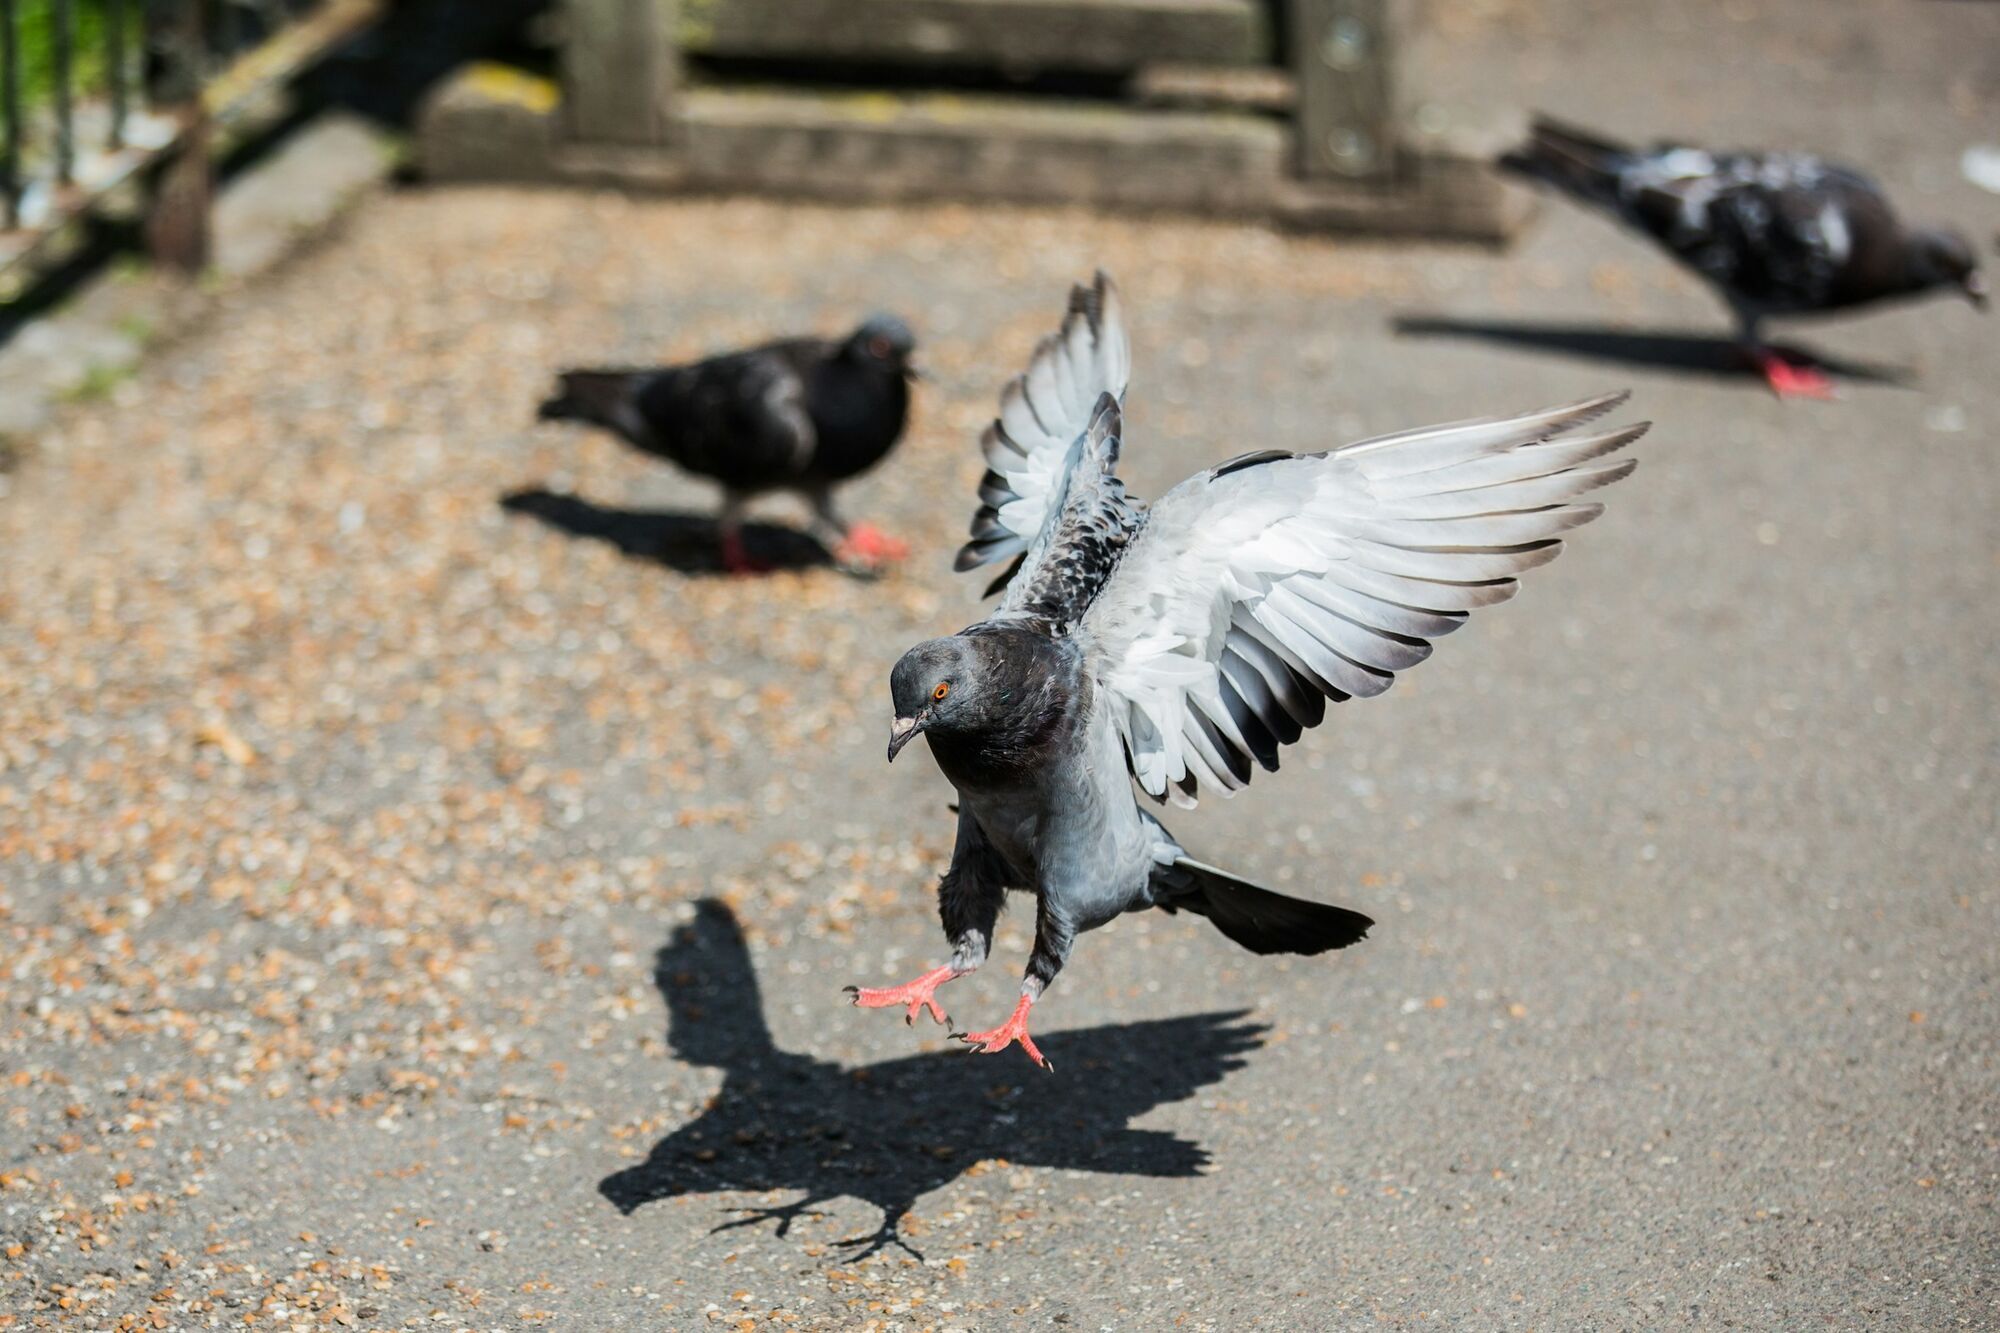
(0, 1), (1994, 1328)
(2, 1), (1992, 304)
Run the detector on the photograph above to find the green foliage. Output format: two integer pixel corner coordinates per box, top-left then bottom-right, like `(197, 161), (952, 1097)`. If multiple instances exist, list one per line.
(59, 358), (134, 403)
(9, 2), (118, 112)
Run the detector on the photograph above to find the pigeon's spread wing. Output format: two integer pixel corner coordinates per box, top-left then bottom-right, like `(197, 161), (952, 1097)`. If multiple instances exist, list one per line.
(994, 394), (1145, 629)
(1079, 394), (1646, 807)
(957, 273), (1136, 596)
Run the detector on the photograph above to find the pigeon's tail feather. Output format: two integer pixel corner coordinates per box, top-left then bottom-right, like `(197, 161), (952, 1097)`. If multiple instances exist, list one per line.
(1499, 115), (1634, 206)
(538, 369), (639, 430)
(1167, 857), (1373, 957)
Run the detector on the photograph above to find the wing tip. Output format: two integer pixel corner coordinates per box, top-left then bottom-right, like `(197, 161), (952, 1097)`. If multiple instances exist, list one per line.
(955, 532), (1024, 572)
(1067, 271), (1126, 341)
(1088, 391), (1122, 437)
(1600, 455), (1641, 485)
(1573, 419), (1648, 470)
(1548, 389), (1630, 433)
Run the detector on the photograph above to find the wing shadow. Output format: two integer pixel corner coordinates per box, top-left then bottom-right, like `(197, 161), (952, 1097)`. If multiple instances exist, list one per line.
(599, 900), (1267, 1259)
(500, 489), (834, 576)
(1392, 315), (1914, 387)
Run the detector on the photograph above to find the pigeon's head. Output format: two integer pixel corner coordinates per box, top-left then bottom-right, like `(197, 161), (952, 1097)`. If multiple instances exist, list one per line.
(889, 631), (1054, 761)
(847, 315), (920, 375)
(1908, 227), (1985, 309)
(887, 637), (972, 761)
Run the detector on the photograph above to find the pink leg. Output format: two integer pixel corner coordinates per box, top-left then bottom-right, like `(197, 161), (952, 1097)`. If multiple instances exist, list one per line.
(719, 526), (772, 575)
(1745, 346), (1837, 401)
(845, 965), (960, 1027)
(954, 994), (1050, 1070)
(835, 521), (910, 568)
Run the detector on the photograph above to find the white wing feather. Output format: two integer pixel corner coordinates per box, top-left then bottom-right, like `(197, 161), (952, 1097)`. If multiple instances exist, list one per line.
(1081, 394), (1645, 807)
(956, 272), (1133, 575)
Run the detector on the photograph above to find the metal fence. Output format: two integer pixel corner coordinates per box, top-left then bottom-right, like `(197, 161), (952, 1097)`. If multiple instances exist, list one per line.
(0, 0), (381, 281)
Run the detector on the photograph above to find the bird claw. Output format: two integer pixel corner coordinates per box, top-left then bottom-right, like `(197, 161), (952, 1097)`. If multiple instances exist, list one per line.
(834, 521), (909, 573)
(1746, 347), (1838, 401)
(845, 967), (956, 1027)
(712, 1201), (825, 1239)
(831, 1225), (924, 1262)
(719, 530), (773, 575)
(952, 996), (1051, 1071)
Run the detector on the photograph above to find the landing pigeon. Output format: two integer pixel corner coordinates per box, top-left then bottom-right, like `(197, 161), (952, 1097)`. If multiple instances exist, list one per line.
(537, 316), (918, 573)
(1501, 116), (1986, 399)
(849, 273), (1646, 1067)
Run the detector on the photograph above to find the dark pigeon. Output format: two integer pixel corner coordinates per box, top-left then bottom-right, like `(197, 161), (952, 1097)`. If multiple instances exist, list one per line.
(850, 273), (1647, 1066)
(537, 316), (918, 572)
(1501, 116), (1986, 398)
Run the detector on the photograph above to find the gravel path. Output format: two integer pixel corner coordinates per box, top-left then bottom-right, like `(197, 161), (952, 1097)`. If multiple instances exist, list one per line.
(3, 3), (1996, 1328)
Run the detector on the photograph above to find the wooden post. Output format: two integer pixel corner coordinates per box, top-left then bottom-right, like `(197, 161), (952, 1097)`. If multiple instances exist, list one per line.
(1289, 0), (1396, 182)
(563, 0), (678, 146)
(2, 0), (21, 230)
(147, 111), (212, 272)
(145, 0), (211, 273)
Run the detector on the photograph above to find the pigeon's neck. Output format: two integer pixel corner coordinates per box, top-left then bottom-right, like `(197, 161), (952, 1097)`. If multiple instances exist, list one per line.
(809, 360), (910, 475)
(1897, 249), (1952, 298)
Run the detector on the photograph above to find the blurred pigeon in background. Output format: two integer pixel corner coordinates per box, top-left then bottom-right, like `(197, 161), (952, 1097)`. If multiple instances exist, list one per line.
(537, 316), (918, 573)
(850, 273), (1646, 1066)
(1502, 116), (1986, 399)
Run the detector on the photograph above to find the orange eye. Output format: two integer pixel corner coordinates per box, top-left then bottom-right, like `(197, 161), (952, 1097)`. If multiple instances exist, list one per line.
(869, 336), (893, 358)
(932, 682), (950, 701)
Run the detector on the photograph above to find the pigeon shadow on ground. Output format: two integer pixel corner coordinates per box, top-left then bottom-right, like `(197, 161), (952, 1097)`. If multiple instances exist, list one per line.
(1392, 315), (1915, 388)
(599, 900), (1268, 1259)
(499, 489), (834, 576)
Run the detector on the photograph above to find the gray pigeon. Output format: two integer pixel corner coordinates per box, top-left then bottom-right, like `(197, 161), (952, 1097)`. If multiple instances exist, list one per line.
(848, 273), (1647, 1067)
(1501, 116), (1986, 399)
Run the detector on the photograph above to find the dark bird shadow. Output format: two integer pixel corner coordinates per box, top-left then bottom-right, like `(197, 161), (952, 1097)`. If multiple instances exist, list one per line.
(599, 901), (1268, 1260)
(1393, 315), (1915, 388)
(500, 489), (834, 575)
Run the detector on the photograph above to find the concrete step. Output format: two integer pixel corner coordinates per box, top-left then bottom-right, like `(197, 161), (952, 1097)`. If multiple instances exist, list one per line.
(677, 0), (1270, 72)
(664, 87), (1284, 215)
(418, 65), (1526, 243)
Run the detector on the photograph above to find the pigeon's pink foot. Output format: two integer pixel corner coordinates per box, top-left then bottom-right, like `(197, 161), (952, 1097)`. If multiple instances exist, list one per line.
(837, 521), (910, 566)
(1746, 347), (1837, 401)
(954, 995), (1050, 1070)
(845, 965), (958, 1027)
(720, 529), (772, 576)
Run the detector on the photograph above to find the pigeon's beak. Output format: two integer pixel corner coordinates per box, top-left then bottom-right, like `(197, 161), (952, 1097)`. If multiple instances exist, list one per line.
(887, 715), (922, 762)
(903, 361), (927, 382)
(1964, 271), (1989, 311)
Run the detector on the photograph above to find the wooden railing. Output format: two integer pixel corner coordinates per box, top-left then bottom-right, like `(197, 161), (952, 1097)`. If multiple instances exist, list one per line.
(0, 0), (383, 284)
